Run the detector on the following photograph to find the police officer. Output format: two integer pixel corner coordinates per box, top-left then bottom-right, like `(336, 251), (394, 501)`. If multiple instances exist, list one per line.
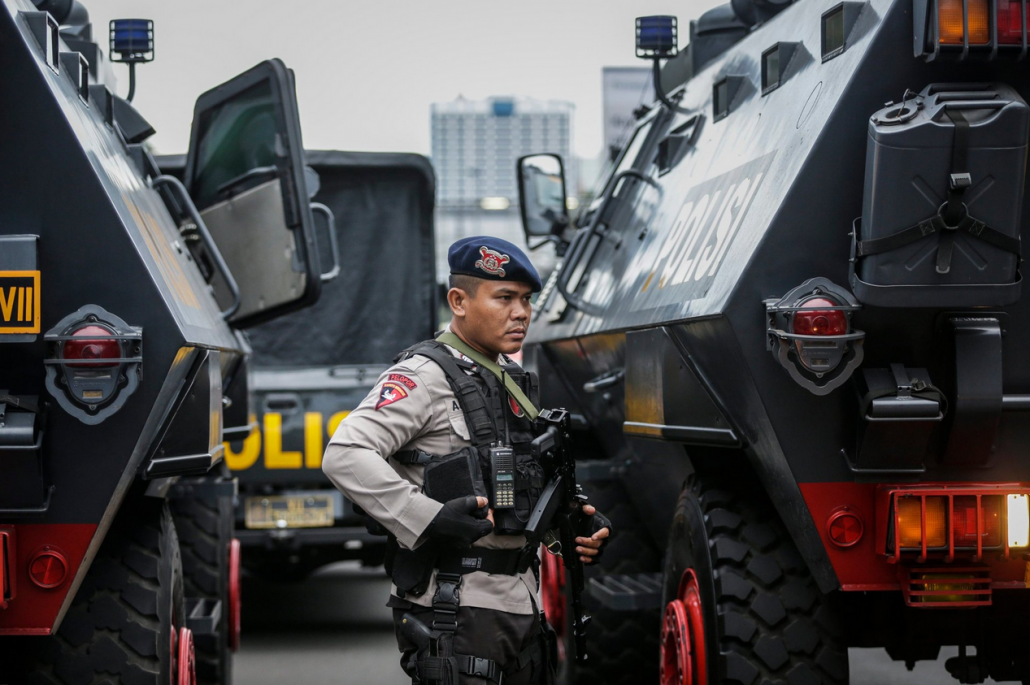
(322, 236), (610, 685)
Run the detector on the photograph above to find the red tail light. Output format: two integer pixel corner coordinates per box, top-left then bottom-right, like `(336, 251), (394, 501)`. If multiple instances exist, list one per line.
(63, 325), (120, 368)
(791, 297), (849, 336)
(998, 0), (1026, 43)
(953, 496), (1002, 548)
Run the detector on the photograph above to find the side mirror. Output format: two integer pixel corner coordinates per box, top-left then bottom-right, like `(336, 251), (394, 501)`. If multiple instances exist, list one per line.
(183, 59), (322, 328)
(517, 153), (569, 242)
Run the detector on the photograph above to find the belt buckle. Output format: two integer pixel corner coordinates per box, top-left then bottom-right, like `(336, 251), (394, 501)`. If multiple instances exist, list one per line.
(434, 573), (463, 606)
(467, 656), (499, 682)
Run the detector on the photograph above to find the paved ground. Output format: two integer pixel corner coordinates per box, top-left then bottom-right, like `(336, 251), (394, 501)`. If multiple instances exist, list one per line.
(233, 563), (1004, 685)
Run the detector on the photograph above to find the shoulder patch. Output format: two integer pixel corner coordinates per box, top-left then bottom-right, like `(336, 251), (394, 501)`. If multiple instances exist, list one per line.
(376, 381), (410, 411)
(388, 374), (418, 390)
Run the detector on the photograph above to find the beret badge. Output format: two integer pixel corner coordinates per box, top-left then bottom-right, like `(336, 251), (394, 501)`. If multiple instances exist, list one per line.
(475, 246), (510, 277)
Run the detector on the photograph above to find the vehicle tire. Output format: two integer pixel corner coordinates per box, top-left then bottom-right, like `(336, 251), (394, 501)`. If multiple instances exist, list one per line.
(558, 478), (663, 685)
(660, 467), (848, 685)
(27, 496), (192, 685)
(170, 463), (237, 685)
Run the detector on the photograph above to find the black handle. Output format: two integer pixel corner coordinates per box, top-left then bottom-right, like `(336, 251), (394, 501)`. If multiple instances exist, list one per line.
(310, 202), (341, 283)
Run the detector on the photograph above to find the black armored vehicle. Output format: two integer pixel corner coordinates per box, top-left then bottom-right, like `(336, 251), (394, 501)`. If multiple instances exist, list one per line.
(0, 1), (338, 682)
(517, 1), (1030, 683)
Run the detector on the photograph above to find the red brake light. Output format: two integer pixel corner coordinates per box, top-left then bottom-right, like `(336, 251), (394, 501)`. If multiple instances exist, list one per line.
(953, 496), (1003, 548)
(998, 0), (1026, 43)
(63, 325), (120, 368)
(791, 297), (848, 336)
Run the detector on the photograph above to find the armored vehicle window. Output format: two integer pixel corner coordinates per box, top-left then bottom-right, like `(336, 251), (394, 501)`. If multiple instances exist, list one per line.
(762, 47), (781, 93)
(822, 4), (847, 60)
(191, 81), (277, 210)
(714, 79), (730, 121)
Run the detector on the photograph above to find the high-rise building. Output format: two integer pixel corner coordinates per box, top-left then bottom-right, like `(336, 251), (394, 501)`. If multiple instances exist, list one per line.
(431, 96), (575, 208)
(430, 96), (574, 281)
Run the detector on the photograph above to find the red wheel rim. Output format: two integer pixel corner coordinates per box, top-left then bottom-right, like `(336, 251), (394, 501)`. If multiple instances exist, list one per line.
(228, 538), (242, 652)
(660, 569), (707, 685)
(661, 599), (692, 685)
(177, 626), (196, 685)
(539, 546), (566, 662)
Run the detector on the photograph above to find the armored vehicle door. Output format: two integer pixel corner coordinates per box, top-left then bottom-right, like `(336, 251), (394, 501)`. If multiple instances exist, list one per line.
(184, 59), (323, 328)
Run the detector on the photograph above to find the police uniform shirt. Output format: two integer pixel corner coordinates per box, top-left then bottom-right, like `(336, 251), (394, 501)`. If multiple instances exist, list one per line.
(322, 334), (538, 616)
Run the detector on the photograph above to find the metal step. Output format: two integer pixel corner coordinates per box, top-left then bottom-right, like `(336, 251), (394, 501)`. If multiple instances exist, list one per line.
(185, 597), (222, 635)
(587, 572), (663, 611)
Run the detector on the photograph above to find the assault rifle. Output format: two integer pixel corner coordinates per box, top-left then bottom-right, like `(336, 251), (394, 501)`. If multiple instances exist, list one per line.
(526, 408), (591, 664)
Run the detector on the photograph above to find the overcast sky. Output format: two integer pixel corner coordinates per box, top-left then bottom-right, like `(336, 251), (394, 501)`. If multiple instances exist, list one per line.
(83, 0), (723, 158)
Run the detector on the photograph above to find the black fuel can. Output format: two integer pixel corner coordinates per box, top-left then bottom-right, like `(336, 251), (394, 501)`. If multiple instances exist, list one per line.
(856, 83), (1029, 305)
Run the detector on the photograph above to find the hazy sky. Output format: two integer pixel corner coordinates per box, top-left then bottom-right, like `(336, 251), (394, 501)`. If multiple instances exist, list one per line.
(84, 0), (723, 158)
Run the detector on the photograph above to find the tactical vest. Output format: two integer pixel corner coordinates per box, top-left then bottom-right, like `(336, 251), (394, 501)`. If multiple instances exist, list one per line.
(395, 339), (546, 535)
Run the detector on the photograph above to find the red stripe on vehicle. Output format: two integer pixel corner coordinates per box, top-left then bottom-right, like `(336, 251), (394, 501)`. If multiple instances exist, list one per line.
(0, 524), (97, 635)
(798, 482), (899, 590)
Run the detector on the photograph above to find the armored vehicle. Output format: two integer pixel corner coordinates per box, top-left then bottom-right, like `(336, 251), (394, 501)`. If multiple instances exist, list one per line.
(157, 151), (437, 581)
(0, 1), (337, 682)
(516, 1), (1030, 683)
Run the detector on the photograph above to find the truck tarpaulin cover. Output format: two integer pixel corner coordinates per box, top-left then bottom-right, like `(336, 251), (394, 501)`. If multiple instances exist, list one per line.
(247, 151), (437, 365)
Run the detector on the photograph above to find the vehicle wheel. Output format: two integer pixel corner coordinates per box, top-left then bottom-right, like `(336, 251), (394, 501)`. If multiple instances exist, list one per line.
(28, 496), (194, 685)
(170, 463), (237, 684)
(661, 468), (848, 684)
(559, 478), (663, 685)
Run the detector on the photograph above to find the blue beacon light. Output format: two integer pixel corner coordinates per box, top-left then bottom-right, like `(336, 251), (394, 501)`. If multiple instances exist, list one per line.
(635, 16), (692, 115)
(635, 16), (678, 58)
(109, 19), (154, 102)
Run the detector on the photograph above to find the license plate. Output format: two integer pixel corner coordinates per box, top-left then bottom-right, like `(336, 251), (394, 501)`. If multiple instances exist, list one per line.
(245, 493), (335, 529)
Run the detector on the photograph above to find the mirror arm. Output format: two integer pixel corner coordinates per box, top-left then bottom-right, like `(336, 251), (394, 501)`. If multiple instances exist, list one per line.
(310, 202), (341, 283)
(215, 165), (279, 197)
(153, 175), (242, 320)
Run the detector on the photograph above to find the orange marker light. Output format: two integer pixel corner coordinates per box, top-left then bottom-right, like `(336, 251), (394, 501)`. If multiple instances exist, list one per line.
(898, 496), (948, 548)
(938, 0), (991, 44)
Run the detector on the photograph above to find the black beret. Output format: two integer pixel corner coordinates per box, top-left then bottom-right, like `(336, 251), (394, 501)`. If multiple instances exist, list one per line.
(448, 236), (542, 292)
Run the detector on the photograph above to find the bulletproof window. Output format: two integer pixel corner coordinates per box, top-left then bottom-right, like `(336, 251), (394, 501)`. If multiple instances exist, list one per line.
(60, 52), (90, 103)
(714, 78), (731, 121)
(22, 11), (61, 72)
(713, 76), (746, 122)
(821, 4), (847, 61)
(762, 47), (781, 94)
(761, 43), (800, 95)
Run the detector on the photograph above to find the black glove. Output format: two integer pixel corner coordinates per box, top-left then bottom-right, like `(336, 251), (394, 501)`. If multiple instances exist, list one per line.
(425, 495), (493, 547)
(572, 506), (613, 561)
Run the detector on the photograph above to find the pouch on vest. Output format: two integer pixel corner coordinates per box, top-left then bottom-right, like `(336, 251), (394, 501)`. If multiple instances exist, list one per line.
(422, 446), (488, 504)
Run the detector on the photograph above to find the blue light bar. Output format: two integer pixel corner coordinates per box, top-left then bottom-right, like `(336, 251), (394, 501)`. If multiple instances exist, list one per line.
(635, 16), (678, 59)
(109, 19), (154, 63)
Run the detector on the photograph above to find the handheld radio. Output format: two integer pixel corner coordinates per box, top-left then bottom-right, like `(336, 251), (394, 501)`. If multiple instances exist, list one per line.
(489, 444), (516, 509)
